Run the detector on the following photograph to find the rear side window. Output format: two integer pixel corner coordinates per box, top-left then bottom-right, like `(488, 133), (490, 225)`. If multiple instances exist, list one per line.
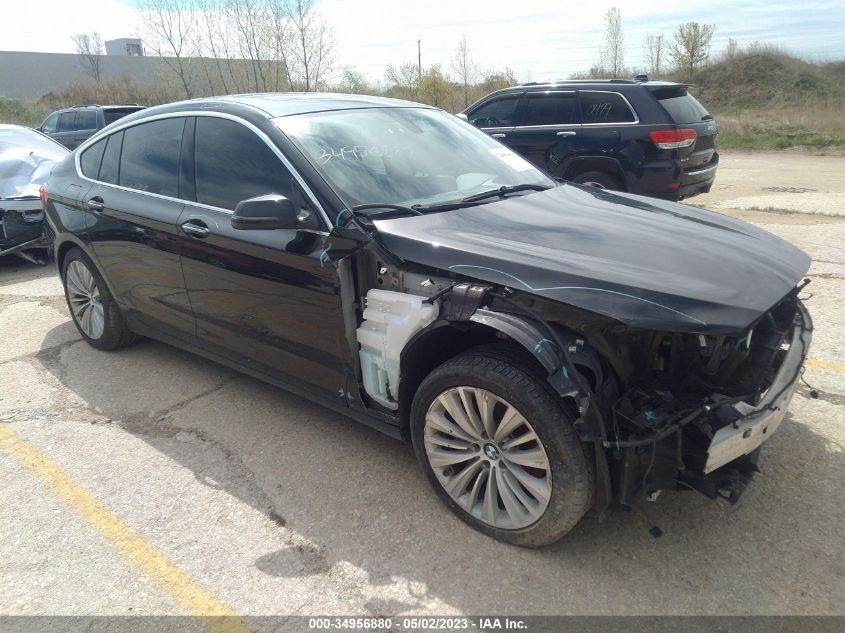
(194, 117), (302, 212)
(80, 138), (107, 178)
(657, 92), (710, 124)
(119, 118), (185, 197)
(520, 93), (578, 126)
(58, 112), (77, 132)
(41, 113), (59, 134)
(580, 92), (636, 124)
(468, 96), (521, 128)
(76, 110), (97, 130)
(99, 131), (123, 184)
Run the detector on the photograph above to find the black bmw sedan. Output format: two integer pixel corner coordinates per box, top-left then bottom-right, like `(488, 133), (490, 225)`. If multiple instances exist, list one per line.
(43, 94), (812, 546)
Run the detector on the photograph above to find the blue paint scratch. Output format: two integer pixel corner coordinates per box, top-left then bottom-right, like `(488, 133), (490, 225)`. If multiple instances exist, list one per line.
(447, 264), (707, 326)
(335, 208), (351, 226)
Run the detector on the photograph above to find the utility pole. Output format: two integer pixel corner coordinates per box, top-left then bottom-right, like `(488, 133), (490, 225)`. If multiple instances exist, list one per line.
(417, 39), (422, 84)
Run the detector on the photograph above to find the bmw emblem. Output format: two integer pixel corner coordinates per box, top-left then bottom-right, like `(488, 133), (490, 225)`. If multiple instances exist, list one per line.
(483, 444), (500, 460)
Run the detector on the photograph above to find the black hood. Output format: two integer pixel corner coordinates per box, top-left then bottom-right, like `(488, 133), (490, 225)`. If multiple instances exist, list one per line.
(373, 184), (810, 334)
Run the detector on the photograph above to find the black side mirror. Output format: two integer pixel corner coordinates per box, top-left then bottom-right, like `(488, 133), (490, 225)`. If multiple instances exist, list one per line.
(231, 194), (319, 231)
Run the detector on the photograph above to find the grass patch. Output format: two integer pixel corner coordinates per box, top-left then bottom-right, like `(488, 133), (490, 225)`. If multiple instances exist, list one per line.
(716, 127), (845, 150)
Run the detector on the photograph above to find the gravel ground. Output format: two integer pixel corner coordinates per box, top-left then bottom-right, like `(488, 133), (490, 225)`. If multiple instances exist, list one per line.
(1, 150), (843, 624)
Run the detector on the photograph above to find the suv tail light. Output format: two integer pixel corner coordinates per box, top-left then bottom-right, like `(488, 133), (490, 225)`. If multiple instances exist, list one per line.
(649, 129), (697, 149)
(39, 182), (48, 210)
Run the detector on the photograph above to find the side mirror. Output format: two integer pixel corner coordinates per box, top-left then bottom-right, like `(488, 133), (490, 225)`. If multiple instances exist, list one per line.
(231, 194), (319, 231)
(455, 113), (468, 122)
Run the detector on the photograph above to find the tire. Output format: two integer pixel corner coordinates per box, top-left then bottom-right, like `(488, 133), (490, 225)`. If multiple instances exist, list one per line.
(61, 247), (139, 351)
(571, 170), (624, 191)
(410, 346), (594, 547)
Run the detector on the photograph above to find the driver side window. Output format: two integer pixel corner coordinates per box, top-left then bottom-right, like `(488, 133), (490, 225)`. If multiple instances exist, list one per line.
(468, 96), (521, 129)
(194, 117), (311, 213)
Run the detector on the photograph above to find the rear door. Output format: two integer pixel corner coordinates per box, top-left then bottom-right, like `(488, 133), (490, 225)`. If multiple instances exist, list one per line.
(506, 91), (580, 170)
(85, 117), (195, 342)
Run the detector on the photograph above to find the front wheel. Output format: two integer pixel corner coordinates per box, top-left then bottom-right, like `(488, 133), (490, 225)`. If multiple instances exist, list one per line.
(411, 347), (594, 547)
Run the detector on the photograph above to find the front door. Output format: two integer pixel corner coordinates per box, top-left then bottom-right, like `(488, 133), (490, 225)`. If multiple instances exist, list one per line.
(178, 115), (349, 401)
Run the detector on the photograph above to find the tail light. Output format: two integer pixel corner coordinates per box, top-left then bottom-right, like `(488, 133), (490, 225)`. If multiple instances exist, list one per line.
(39, 183), (48, 210)
(649, 129), (697, 149)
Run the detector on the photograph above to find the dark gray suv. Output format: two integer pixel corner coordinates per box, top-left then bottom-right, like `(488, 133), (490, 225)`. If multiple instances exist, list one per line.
(38, 104), (145, 149)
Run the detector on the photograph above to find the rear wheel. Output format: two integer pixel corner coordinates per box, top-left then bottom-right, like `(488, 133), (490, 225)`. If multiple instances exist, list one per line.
(571, 170), (624, 191)
(411, 347), (594, 546)
(62, 247), (139, 350)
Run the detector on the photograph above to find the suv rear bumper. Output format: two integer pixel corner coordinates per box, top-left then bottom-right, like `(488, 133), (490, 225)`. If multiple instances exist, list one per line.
(630, 153), (719, 201)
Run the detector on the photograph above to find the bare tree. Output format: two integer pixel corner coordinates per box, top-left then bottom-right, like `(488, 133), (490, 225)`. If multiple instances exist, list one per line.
(286, 0), (335, 91)
(643, 33), (664, 78)
(385, 62), (420, 98)
(451, 35), (478, 107)
(723, 37), (740, 61)
(71, 32), (105, 83)
(138, 0), (198, 98)
(669, 22), (716, 80)
(599, 7), (625, 78)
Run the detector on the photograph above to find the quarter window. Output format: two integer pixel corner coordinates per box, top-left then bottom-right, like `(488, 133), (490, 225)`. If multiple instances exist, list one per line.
(520, 94), (578, 126)
(580, 92), (636, 124)
(119, 118), (185, 197)
(99, 131), (123, 184)
(80, 138), (107, 179)
(194, 117), (304, 212)
(468, 96), (521, 128)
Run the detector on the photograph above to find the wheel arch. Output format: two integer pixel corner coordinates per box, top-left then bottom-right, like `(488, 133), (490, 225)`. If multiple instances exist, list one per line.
(561, 156), (628, 190)
(396, 311), (591, 441)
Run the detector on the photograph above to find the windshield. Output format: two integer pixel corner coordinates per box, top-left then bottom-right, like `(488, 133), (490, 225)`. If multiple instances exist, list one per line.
(273, 107), (553, 209)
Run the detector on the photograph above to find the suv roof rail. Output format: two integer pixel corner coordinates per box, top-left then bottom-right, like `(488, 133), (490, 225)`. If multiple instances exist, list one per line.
(71, 104), (100, 108)
(520, 79), (638, 87)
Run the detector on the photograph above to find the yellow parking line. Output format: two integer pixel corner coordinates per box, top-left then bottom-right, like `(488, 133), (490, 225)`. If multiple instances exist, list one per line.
(0, 425), (252, 633)
(806, 357), (845, 373)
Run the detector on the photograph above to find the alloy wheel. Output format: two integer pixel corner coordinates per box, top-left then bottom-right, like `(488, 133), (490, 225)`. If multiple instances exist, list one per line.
(423, 387), (552, 530)
(65, 260), (105, 340)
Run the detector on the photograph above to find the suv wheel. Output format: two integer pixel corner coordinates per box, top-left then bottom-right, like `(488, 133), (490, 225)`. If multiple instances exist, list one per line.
(62, 247), (139, 350)
(572, 171), (624, 191)
(411, 347), (594, 547)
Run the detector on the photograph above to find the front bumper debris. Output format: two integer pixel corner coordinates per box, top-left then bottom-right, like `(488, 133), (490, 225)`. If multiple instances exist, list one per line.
(704, 301), (812, 473)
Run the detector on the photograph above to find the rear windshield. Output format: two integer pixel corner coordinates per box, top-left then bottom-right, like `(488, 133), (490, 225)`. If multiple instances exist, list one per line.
(103, 107), (144, 125)
(656, 92), (711, 124)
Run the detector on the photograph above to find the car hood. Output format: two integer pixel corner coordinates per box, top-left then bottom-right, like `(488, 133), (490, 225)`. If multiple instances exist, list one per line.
(372, 184), (811, 334)
(0, 142), (68, 201)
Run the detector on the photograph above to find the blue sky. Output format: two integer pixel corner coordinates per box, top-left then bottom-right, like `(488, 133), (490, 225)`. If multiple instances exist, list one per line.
(5, 0), (845, 83)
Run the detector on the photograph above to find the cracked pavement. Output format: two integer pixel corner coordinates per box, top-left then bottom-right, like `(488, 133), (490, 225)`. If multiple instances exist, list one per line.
(1, 150), (844, 622)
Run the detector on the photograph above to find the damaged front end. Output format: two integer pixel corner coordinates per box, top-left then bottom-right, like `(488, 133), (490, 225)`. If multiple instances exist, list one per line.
(598, 290), (813, 509)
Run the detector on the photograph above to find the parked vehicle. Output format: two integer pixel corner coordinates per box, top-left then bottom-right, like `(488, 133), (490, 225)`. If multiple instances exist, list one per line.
(1, 124), (69, 261)
(43, 94), (811, 546)
(460, 79), (718, 200)
(38, 104), (145, 149)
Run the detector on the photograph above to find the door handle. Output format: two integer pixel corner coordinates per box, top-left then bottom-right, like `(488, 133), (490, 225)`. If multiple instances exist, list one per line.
(87, 196), (105, 212)
(181, 220), (210, 237)
(490, 133), (507, 139)
(556, 131), (577, 137)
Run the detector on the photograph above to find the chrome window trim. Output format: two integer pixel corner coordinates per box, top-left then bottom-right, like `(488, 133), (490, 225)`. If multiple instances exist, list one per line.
(74, 110), (332, 228)
(512, 124), (582, 131)
(578, 90), (639, 126)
